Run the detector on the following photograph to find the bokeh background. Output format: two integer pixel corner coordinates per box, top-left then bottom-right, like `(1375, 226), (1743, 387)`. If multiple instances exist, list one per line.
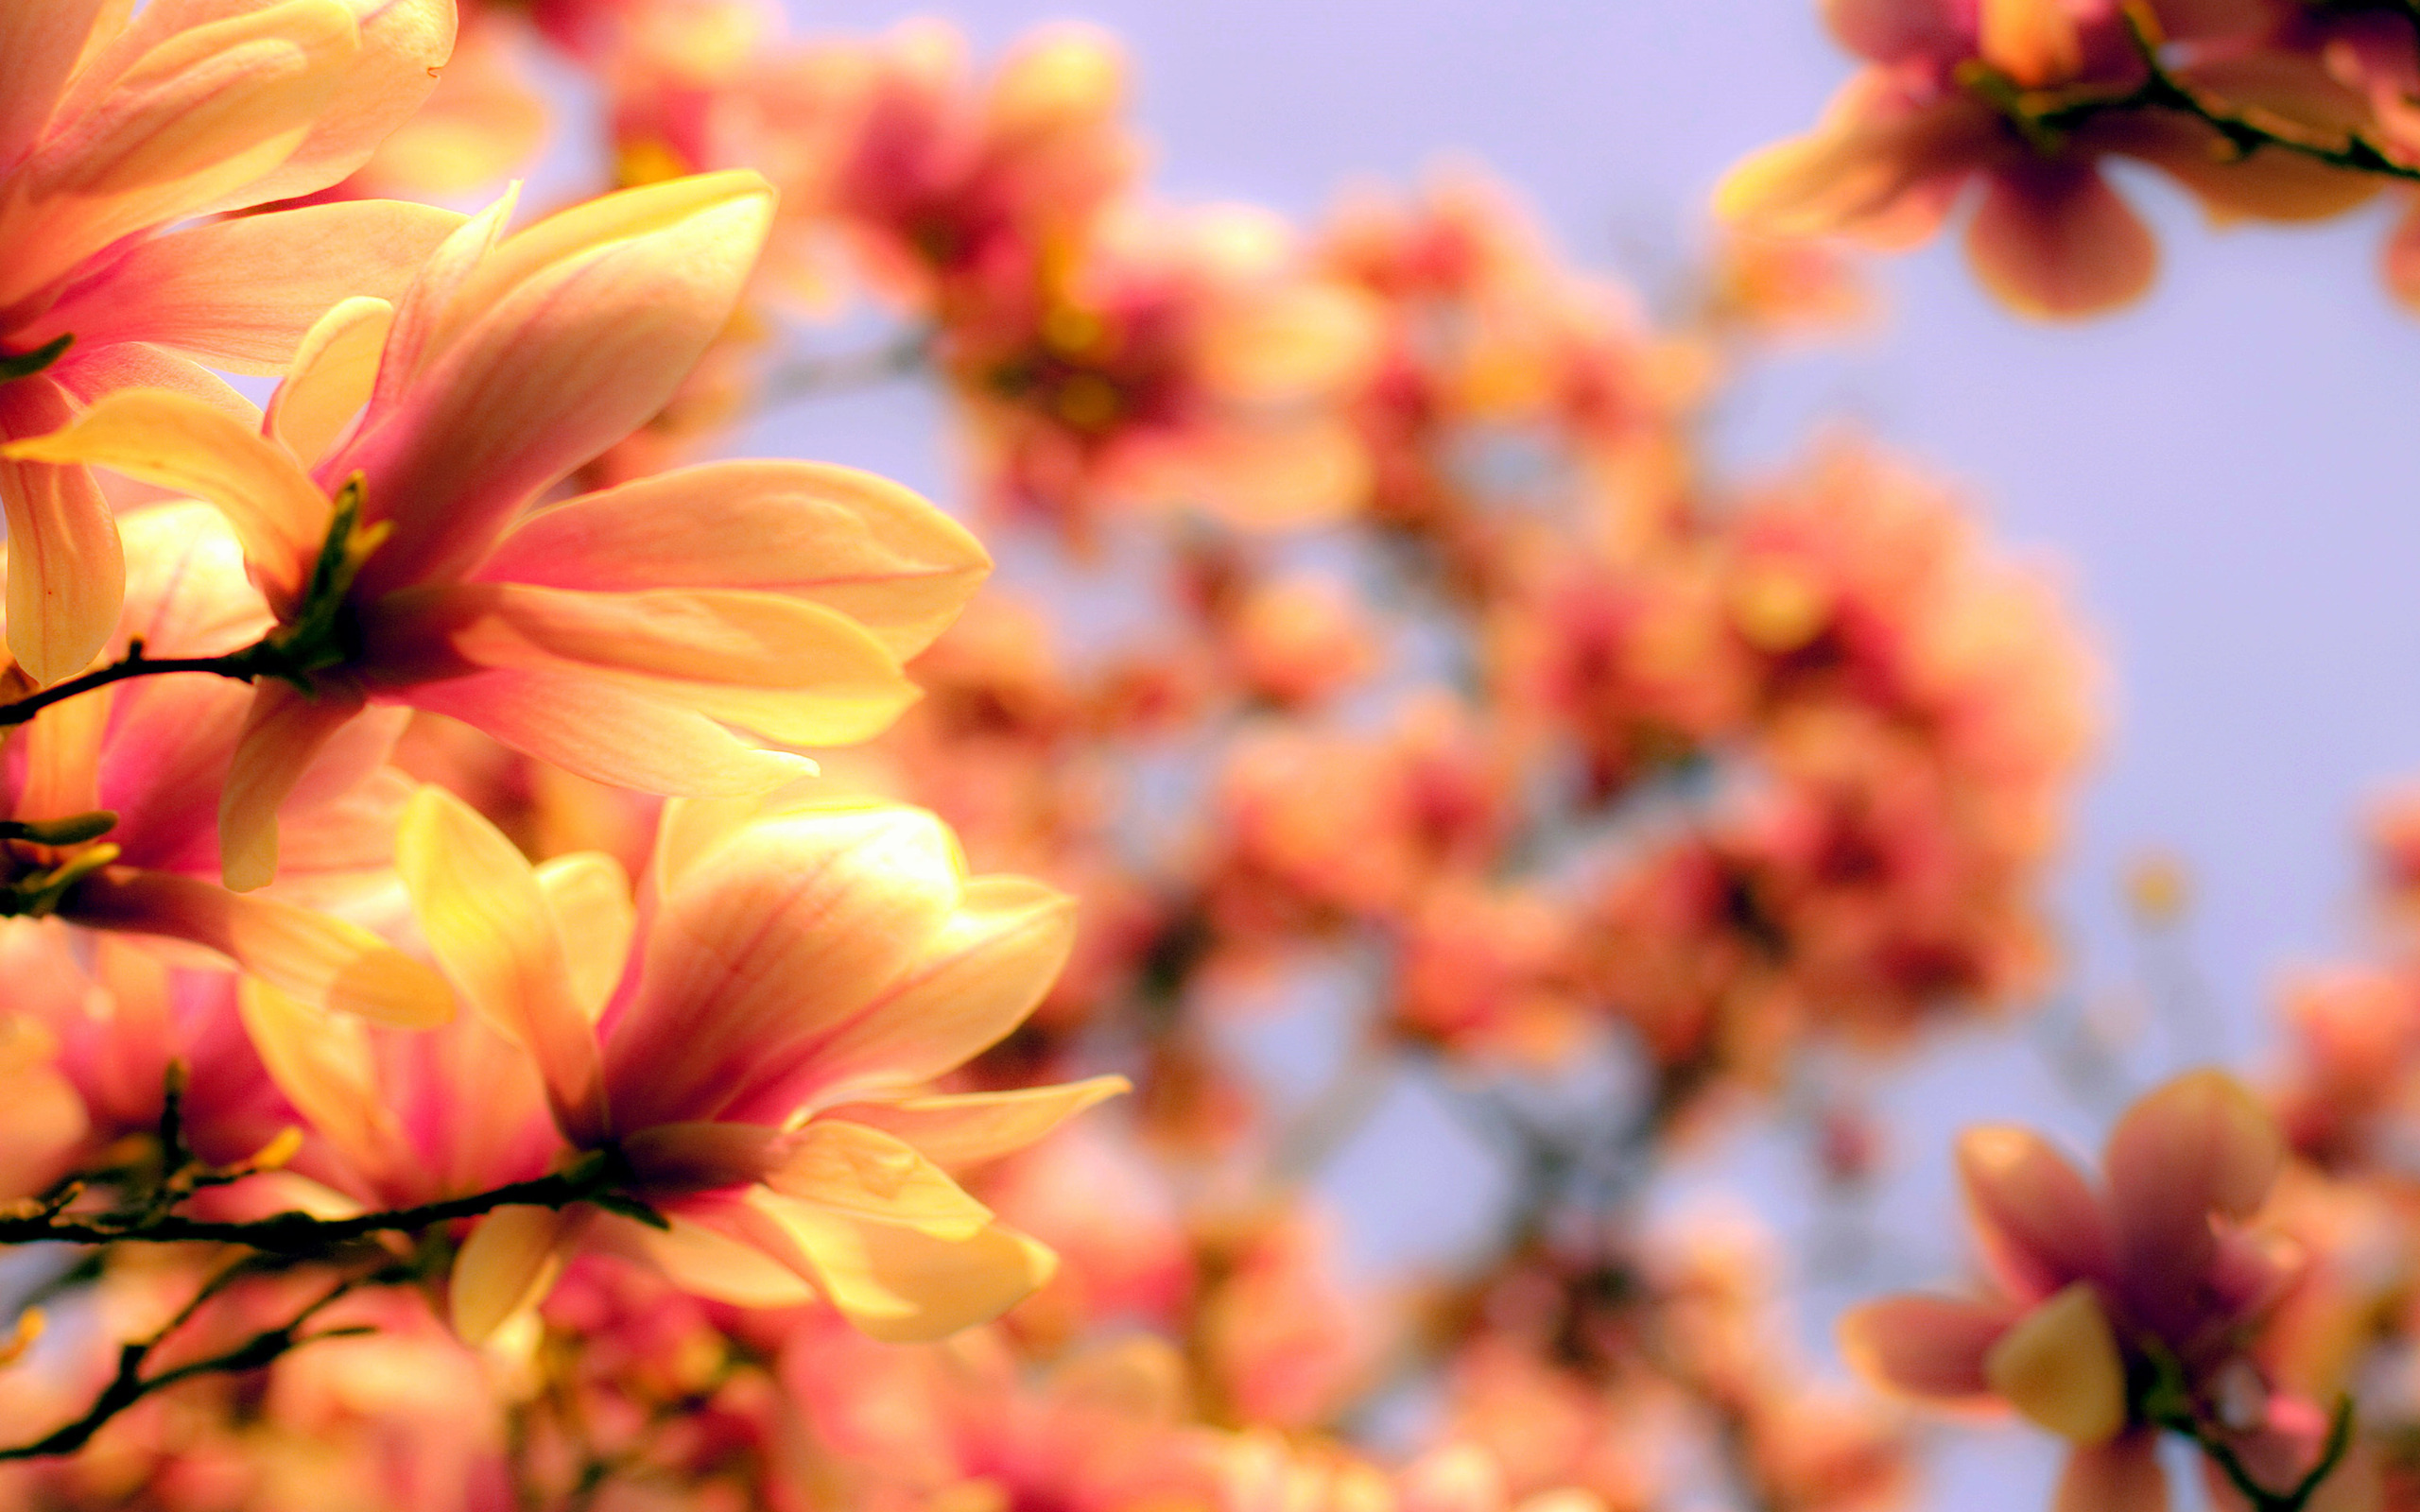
(532, 4), (2420, 1503)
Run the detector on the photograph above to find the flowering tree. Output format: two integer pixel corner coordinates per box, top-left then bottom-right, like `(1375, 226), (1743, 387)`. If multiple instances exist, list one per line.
(0, 3), (2396, 1510)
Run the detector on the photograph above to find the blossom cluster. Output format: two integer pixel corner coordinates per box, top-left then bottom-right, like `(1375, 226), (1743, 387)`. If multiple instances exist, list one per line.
(0, 4), (2373, 1512)
(1724, 0), (2420, 318)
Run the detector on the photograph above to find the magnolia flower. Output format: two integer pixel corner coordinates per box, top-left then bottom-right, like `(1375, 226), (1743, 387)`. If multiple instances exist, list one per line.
(1840, 1070), (2368, 1511)
(0, 0), (461, 684)
(272, 786), (1123, 1343)
(9, 171), (989, 891)
(1, 504), (451, 1024)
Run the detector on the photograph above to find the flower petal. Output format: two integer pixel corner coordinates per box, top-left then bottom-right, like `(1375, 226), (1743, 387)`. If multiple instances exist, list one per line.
(1964, 161), (2157, 320)
(218, 679), (364, 892)
(267, 295), (392, 469)
(1838, 1294), (2014, 1401)
(767, 1197), (1058, 1343)
(1957, 1125), (2111, 1301)
(602, 804), (962, 1131)
(396, 785), (606, 1142)
(236, 975), (401, 1182)
(534, 851), (633, 1023)
(70, 866), (452, 1025)
(0, 0), (115, 170)
(478, 461), (990, 660)
(338, 171), (775, 596)
(824, 1077), (1132, 1169)
(2104, 1068), (2283, 1323)
(1, 387), (329, 610)
(1984, 1282), (2126, 1446)
(21, 199), (460, 374)
(450, 1204), (567, 1345)
(745, 876), (1076, 1115)
(391, 666), (814, 797)
(0, 375), (124, 686)
(764, 1121), (994, 1240)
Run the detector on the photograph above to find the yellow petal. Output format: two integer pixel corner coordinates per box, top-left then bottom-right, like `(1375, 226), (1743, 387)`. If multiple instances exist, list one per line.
(0, 376), (126, 688)
(638, 1211), (818, 1308)
(1980, 0), (2082, 86)
(769, 1198), (1058, 1343)
(396, 786), (604, 1139)
(450, 1204), (567, 1345)
(218, 679), (363, 892)
(765, 1121), (994, 1240)
(829, 1076), (1131, 1169)
(236, 975), (400, 1180)
(268, 294), (393, 468)
(533, 851), (634, 1022)
(1984, 1282), (2127, 1446)
(2, 387), (330, 610)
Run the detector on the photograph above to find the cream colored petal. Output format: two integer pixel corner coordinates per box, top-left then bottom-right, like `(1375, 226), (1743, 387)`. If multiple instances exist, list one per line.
(396, 785), (604, 1141)
(783, 876), (1076, 1106)
(764, 1121), (994, 1240)
(268, 296), (393, 468)
(638, 1210), (819, 1307)
(0, 0), (114, 168)
(1984, 1283), (2127, 1446)
(772, 1199), (1057, 1342)
(235, 975), (400, 1180)
(0, 376), (125, 688)
(826, 1076), (1130, 1169)
(449, 1205), (567, 1345)
(534, 852), (633, 1022)
(69, 867), (453, 1026)
(602, 804), (962, 1131)
(218, 679), (364, 892)
(436, 584), (920, 747)
(3, 0), (361, 302)
(479, 461), (990, 660)
(1, 387), (329, 610)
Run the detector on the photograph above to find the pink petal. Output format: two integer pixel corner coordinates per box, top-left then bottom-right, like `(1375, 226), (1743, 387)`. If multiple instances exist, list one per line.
(1964, 160), (2158, 320)
(0, 0), (115, 170)
(1837, 1294), (2014, 1400)
(1957, 1125), (2112, 1301)
(599, 804), (962, 1131)
(22, 198), (462, 374)
(478, 460), (990, 660)
(2103, 1069), (2283, 1325)
(217, 678), (364, 892)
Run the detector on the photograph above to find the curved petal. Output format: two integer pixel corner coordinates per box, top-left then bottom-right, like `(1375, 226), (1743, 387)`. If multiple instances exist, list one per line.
(636, 1205), (818, 1307)
(1838, 1294), (2014, 1401)
(218, 679), (363, 891)
(0, 0), (363, 305)
(267, 295), (392, 469)
(738, 876), (1076, 1117)
(390, 665), (814, 797)
(21, 199), (460, 374)
(397, 582), (921, 747)
(2104, 1068), (2282, 1320)
(763, 1121), (994, 1240)
(0, 375), (123, 687)
(184, 0), (457, 215)
(236, 975), (402, 1182)
(450, 1204), (567, 1345)
(1, 386), (329, 610)
(1957, 1125), (2111, 1301)
(824, 1076), (1132, 1169)
(1984, 1283), (2126, 1446)
(478, 461), (989, 660)
(601, 804), (963, 1131)
(1964, 161), (2158, 320)
(772, 1200), (1057, 1343)
(0, 0), (115, 170)
(338, 173), (776, 596)
(1715, 87), (1988, 248)
(69, 866), (453, 1025)
(396, 785), (606, 1142)
(533, 852), (633, 1023)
